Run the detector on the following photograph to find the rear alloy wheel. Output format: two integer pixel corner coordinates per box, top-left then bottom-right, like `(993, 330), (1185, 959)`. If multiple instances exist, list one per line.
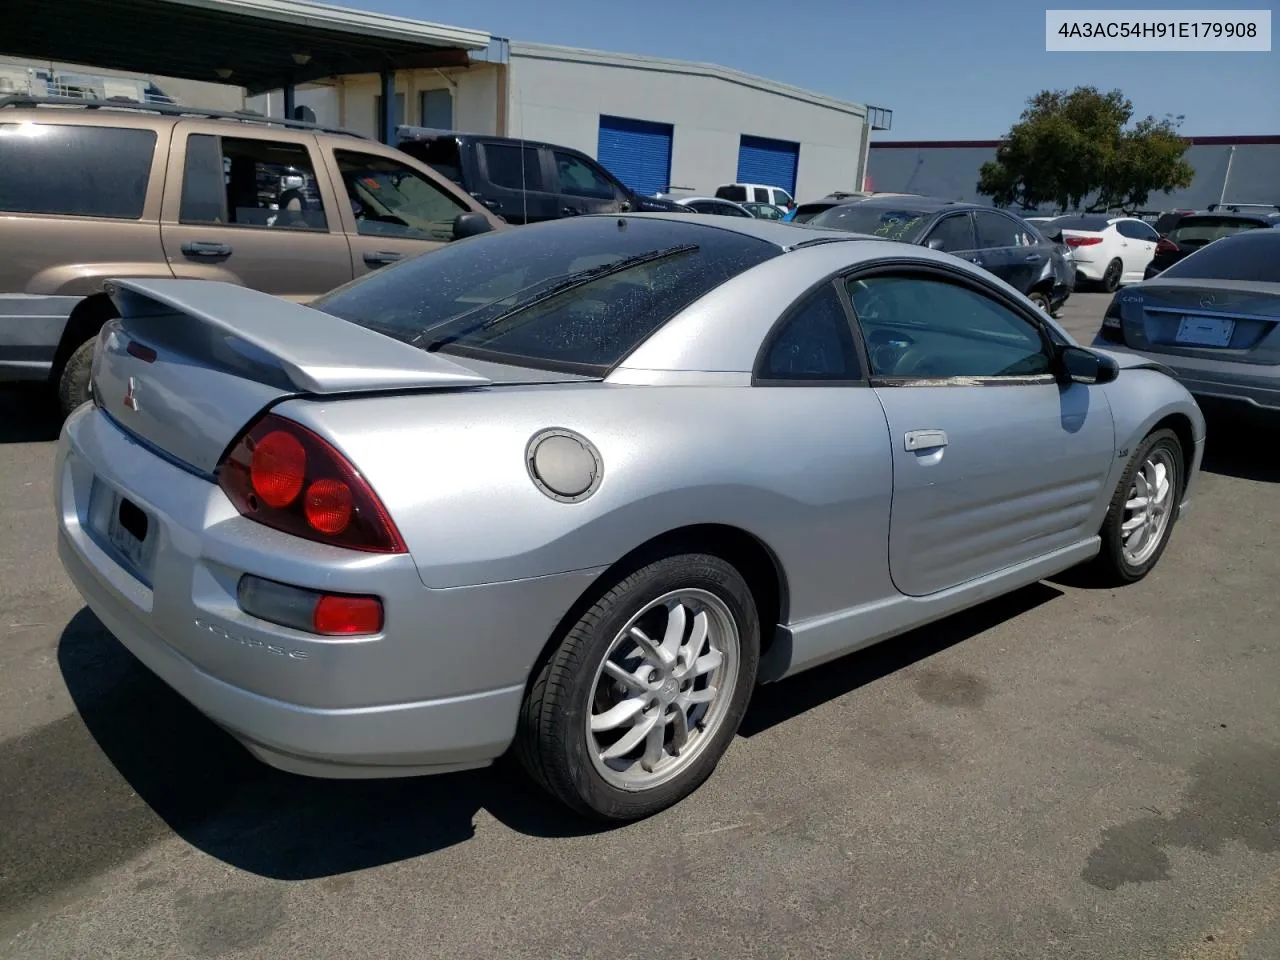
(516, 554), (759, 820)
(1028, 291), (1051, 314)
(1093, 428), (1184, 584)
(1101, 258), (1123, 293)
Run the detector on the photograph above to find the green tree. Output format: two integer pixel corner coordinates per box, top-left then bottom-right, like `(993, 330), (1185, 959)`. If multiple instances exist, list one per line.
(978, 87), (1194, 212)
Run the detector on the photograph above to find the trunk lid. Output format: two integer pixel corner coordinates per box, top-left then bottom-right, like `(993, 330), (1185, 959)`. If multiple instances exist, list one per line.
(92, 279), (493, 475)
(1118, 279), (1280, 364)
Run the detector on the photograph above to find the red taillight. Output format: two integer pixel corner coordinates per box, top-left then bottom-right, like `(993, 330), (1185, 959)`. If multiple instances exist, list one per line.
(251, 430), (306, 508)
(1155, 237), (1179, 255)
(218, 413), (407, 554)
(314, 594), (384, 635)
(1065, 235), (1104, 247)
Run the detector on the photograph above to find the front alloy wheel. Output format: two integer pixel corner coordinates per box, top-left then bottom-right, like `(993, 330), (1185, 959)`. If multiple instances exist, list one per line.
(516, 553), (759, 820)
(1094, 428), (1185, 584)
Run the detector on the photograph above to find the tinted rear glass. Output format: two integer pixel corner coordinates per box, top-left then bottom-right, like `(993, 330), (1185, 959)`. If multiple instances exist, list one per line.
(1168, 215), (1269, 245)
(0, 122), (156, 218)
(807, 205), (932, 241)
(1049, 216), (1111, 232)
(716, 186), (748, 202)
(313, 217), (781, 374)
(1158, 231), (1280, 283)
(399, 137), (463, 184)
(791, 203), (835, 224)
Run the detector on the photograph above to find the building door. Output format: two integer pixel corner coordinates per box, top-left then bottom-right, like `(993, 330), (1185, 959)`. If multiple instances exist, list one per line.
(420, 88), (453, 129)
(737, 134), (800, 197)
(596, 115), (673, 197)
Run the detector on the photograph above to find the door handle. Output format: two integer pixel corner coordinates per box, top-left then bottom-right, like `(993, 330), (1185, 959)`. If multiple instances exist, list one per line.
(480, 199), (501, 210)
(181, 240), (232, 257)
(562, 206), (581, 216)
(904, 429), (948, 452)
(968, 257), (983, 265)
(363, 251), (403, 267)
(1024, 253), (1043, 262)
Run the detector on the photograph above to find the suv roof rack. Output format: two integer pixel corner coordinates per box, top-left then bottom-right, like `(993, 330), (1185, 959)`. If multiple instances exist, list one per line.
(0, 94), (370, 140)
(1207, 202), (1280, 214)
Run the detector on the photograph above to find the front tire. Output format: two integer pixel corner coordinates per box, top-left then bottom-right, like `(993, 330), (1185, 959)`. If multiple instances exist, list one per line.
(1093, 428), (1184, 585)
(516, 553), (760, 821)
(1028, 291), (1051, 314)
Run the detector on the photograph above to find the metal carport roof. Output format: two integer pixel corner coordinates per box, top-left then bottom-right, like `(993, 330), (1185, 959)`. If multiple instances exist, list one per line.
(5, 0), (491, 94)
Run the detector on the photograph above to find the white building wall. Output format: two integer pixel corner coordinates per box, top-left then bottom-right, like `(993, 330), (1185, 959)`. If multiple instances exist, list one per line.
(506, 44), (869, 200)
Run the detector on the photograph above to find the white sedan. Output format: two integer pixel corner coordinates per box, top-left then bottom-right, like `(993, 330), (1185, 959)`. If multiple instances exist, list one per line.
(1042, 214), (1161, 292)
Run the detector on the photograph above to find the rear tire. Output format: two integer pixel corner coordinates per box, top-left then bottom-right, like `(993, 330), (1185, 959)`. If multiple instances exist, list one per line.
(516, 553), (760, 821)
(1100, 258), (1123, 293)
(1092, 428), (1184, 585)
(56, 337), (96, 418)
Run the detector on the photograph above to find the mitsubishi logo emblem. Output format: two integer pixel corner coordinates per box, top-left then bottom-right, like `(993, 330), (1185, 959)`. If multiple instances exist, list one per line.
(123, 377), (140, 412)
(1200, 294), (1216, 308)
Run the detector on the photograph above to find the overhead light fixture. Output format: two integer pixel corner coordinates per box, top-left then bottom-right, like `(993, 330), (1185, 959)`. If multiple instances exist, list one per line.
(292, 53), (312, 66)
(215, 67), (233, 80)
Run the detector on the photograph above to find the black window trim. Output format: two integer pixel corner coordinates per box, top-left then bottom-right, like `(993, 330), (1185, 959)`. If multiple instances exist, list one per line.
(182, 132), (333, 234)
(751, 274), (871, 388)
(840, 258), (1063, 389)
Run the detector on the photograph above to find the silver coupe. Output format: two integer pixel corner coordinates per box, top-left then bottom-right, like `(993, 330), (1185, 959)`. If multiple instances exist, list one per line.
(55, 214), (1205, 820)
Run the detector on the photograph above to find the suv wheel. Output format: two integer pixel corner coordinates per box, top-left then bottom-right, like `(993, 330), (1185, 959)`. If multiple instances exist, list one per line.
(57, 337), (97, 417)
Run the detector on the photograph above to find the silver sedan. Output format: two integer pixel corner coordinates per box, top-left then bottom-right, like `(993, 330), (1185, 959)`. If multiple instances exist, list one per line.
(55, 214), (1204, 820)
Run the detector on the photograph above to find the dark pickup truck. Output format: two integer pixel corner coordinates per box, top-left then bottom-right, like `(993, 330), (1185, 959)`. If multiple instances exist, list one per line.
(396, 126), (689, 224)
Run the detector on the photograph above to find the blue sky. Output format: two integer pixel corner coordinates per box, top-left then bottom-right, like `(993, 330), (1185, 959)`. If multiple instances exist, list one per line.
(347, 0), (1278, 139)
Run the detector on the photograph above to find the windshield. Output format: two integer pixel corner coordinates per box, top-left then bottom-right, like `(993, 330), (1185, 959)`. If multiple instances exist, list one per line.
(1168, 215), (1269, 247)
(312, 217), (781, 374)
(807, 205), (932, 241)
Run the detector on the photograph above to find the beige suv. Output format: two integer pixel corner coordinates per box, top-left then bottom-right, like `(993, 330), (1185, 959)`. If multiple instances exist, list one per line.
(0, 97), (505, 414)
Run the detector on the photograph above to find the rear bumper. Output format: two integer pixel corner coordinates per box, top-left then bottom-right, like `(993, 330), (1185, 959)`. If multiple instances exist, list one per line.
(55, 404), (603, 778)
(0, 294), (79, 380)
(1091, 342), (1280, 413)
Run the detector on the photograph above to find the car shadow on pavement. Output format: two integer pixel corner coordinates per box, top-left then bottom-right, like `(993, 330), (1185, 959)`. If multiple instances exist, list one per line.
(39, 608), (607, 893)
(1198, 407), (1279, 483)
(739, 582), (1062, 737)
(0, 384), (61, 444)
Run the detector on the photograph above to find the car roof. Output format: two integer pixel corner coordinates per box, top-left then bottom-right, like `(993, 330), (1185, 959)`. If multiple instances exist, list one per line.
(611, 211), (877, 248)
(824, 195), (982, 214)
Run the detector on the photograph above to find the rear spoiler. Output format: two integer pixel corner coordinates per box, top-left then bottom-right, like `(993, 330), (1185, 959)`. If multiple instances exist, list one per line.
(105, 279), (491, 394)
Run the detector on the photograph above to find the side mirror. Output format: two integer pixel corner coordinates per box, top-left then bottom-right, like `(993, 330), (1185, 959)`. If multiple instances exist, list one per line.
(925, 238), (945, 251)
(452, 212), (494, 240)
(1057, 345), (1119, 385)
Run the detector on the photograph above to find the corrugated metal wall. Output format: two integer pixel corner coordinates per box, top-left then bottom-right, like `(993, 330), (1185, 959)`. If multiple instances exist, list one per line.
(867, 140), (1280, 212)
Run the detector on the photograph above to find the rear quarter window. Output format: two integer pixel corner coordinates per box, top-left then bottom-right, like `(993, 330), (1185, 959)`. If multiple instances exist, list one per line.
(0, 122), (156, 218)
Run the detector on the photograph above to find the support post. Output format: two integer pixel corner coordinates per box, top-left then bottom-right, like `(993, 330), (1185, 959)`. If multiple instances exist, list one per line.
(380, 68), (396, 144)
(283, 84), (296, 121)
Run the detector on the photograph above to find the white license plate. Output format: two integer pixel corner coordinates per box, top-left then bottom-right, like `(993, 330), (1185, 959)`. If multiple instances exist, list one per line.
(87, 479), (156, 583)
(1175, 315), (1235, 347)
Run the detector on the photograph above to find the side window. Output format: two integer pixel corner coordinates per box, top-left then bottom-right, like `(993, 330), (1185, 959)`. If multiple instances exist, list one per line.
(924, 213), (975, 252)
(181, 136), (327, 231)
(482, 143), (544, 192)
(758, 283), (861, 382)
(1117, 219), (1159, 241)
(775, 190), (793, 207)
(335, 149), (468, 242)
(975, 211), (1036, 249)
(0, 123), (156, 219)
(716, 185), (747, 202)
(553, 151), (617, 199)
(753, 187), (770, 203)
(845, 274), (1051, 379)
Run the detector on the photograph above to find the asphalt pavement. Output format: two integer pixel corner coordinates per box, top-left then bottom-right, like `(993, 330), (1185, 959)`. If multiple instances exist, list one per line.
(1, 292), (1277, 959)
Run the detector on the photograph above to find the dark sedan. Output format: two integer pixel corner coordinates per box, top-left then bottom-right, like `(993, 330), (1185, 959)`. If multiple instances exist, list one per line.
(1145, 211), (1280, 279)
(1096, 229), (1280, 416)
(806, 197), (1074, 314)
